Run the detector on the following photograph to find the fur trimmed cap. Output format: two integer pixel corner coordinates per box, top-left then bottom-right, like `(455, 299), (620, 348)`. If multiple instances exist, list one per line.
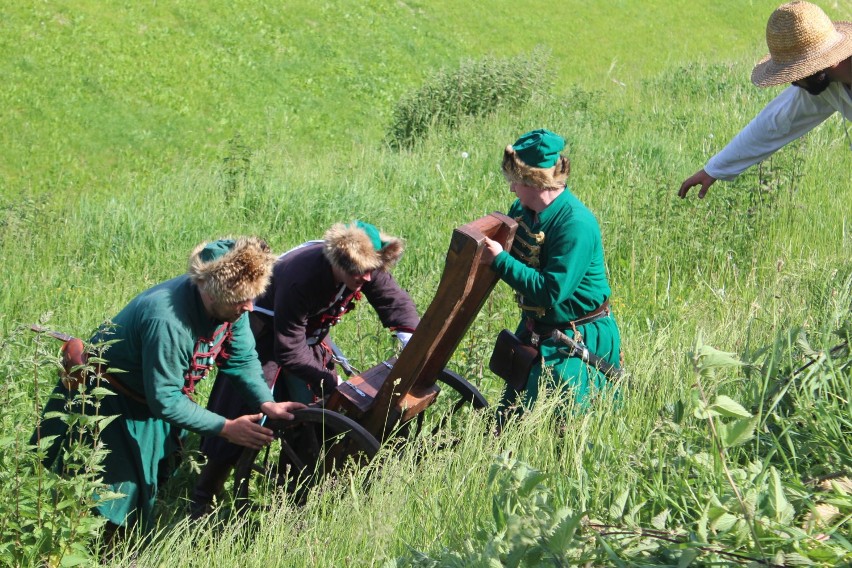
(187, 236), (276, 304)
(323, 221), (404, 275)
(501, 129), (570, 190)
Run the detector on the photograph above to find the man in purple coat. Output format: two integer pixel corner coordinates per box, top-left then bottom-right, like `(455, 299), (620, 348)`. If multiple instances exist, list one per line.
(190, 221), (419, 516)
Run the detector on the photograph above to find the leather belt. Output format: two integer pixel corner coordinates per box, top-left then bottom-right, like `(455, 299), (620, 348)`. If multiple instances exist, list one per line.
(100, 373), (148, 406)
(527, 300), (611, 347)
(58, 336), (148, 405)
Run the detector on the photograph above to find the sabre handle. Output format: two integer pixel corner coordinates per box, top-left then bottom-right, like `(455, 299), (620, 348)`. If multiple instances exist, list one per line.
(30, 324), (75, 343)
(551, 330), (623, 381)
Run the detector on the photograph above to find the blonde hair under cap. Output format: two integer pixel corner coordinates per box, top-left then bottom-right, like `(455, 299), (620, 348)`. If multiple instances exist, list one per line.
(501, 129), (571, 190)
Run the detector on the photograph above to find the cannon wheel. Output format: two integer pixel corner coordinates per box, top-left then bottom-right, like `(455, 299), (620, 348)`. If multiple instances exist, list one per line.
(411, 368), (488, 437)
(437, 368), (488, 409)
(232, 407), (380, 512)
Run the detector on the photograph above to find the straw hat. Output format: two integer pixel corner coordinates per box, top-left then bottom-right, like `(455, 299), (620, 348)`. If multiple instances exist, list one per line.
(751, 1), (852, 87)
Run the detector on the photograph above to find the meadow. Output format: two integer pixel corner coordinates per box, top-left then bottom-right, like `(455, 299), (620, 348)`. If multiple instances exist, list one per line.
(1, 0), (850, 566)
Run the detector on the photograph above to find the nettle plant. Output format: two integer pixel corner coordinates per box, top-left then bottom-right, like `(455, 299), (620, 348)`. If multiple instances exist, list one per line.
(663, 332), (849, 566)
(602, 331), (850, 566)
(0, 323), (119, 567)
(394, 324), (850, 567)
(391, 452), (592, 567)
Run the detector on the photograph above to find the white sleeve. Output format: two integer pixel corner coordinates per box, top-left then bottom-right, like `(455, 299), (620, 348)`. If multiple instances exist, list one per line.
(395, 331), (412, 347)
(705, 86), (838, 181)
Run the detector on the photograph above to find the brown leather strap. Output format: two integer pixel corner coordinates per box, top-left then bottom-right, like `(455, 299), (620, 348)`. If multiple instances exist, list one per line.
(569, 300), (610, 327)
(527, 300), (611, 336)
(60, 337), (147, 405)
(101, 373), (148, 406)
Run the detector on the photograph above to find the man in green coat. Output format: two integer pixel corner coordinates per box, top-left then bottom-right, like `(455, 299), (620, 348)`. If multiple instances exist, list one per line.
(32, 237), (304, 534)
(481, 129), (622, 416)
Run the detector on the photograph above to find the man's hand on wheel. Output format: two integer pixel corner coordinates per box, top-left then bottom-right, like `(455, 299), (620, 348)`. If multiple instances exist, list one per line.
(220, 402), (305, 449)
(261, 400), (305, 421)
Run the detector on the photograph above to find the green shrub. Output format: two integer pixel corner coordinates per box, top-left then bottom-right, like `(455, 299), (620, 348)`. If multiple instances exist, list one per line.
(1, 325), (118, 567)
(385, 49), (552, 150)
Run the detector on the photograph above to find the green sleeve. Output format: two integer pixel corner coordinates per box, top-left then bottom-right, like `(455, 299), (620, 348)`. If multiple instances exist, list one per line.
(492, 221), (595, 308)
(216, 314), (274, 409)
(141, 318), (227, 437)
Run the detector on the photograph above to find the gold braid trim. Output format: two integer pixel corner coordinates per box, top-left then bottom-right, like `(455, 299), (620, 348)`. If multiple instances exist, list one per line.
(511, 217), (544, 267)
(512, 236), (541, 253)
(511, 248), (540, 267)
(514, 217), (545, 244)
(511, 236), (541, 265)
(515, 293), (546, 317)
(510, 217), (547, 313)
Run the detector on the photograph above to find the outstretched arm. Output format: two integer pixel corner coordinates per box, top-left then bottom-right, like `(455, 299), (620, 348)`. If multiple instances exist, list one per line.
(678, 86), (839, 199)
(362, 270), (420, 334)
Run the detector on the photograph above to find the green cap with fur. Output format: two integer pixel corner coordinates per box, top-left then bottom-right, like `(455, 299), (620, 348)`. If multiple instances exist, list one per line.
(512, 129), (564, 168)
(323, 221), (404, 275)
(187, 236), (276, 303)
(502, 129), (571, 190)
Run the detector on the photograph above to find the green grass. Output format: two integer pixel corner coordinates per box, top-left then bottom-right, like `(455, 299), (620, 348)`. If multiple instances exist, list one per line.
(0, 0), (850, 565)
(1, 0), (780, 196)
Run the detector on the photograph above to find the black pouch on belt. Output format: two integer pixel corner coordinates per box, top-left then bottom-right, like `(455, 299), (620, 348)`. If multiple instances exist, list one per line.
(489, 329), (539, 391)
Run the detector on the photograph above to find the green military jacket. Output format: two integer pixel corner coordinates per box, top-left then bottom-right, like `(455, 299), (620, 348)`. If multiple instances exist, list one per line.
(38, 275), (272, 528)
(492, 188), (611, 326)
(492, 188), (621, 410)
(94, 274), (273, 436)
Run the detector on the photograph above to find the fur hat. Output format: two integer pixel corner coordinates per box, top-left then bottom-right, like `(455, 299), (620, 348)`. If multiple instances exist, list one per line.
(323, 221), (404, 275)
(751, 1), (852, 87)
(501, 129), (570, 190)
(187, 236), (276, 304)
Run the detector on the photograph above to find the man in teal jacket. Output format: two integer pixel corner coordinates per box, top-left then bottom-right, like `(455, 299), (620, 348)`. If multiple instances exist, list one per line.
(481, 129), (622, 416)
(32, 237), (304, 534)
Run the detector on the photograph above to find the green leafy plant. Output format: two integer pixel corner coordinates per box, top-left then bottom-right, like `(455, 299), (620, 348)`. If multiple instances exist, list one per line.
(385, 49), (552, 150)
(391, 452), (591, 567)
(0, 324), (119, 567)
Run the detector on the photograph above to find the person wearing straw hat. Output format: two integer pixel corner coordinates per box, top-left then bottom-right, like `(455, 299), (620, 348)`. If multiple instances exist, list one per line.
(30, 237), (305, 536)
(189, 221), (419, 517)
(678, 1), (852, 199)
(481, 129), (622, 418)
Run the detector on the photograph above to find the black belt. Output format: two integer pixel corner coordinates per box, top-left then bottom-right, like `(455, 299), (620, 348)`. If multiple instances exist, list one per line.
(527, 301), (610, 345)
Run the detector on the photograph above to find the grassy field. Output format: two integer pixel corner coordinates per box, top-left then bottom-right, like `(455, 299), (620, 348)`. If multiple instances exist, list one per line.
(1, 0), (850, 566)
(1, 0), (781, 197)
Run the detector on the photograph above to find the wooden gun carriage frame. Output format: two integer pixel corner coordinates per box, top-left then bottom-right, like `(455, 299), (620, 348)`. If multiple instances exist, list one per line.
(232, 213), (517, 508)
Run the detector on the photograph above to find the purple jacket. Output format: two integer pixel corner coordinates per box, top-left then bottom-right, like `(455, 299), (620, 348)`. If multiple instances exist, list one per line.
(250, 241), (419, 391)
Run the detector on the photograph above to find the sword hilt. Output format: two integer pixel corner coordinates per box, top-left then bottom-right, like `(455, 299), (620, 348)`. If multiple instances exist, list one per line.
(30, 324), (75, 343)
(551, 329), (623, 380)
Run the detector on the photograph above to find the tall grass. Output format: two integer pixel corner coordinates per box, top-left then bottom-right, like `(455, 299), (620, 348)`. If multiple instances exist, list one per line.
(1, 0), (781, 197)
(1, 0), (850, 565)
(2, 53), (849, 564)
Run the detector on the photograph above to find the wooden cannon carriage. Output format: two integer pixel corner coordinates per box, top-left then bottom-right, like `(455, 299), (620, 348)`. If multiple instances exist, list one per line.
(232, 212), (517, 507)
